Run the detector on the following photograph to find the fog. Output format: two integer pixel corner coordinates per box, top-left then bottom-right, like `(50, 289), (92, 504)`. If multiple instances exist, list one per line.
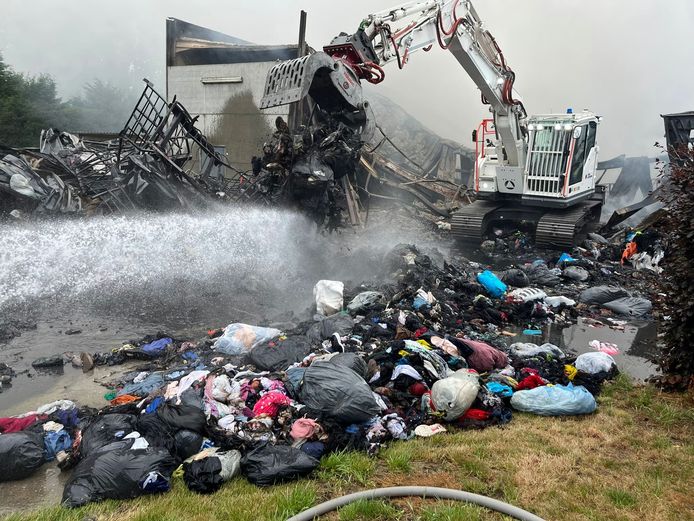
(2, 0), (692, 158)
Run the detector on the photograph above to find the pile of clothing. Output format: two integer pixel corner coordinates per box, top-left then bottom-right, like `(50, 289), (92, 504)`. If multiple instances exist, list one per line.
(0, 244), (628, 508)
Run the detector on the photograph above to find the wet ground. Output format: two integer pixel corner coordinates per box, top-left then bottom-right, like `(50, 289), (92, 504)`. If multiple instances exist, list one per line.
(0, 206), (660, 514)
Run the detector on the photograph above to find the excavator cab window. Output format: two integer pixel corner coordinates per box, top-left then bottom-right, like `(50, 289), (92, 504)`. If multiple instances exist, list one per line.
(569, 121), (597, 186)
(569, 125), (587, 185)
(585, 121), (597, 155)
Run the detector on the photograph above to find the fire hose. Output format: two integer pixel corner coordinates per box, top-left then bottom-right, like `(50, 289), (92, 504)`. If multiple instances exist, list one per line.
(286, 486), (546, 521)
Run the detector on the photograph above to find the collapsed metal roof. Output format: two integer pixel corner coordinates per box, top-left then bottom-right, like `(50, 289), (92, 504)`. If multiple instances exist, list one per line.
(166, 18), (300, 66)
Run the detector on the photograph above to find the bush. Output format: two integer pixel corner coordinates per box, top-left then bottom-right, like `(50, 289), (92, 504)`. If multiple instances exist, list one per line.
(656, 144), (694, 390)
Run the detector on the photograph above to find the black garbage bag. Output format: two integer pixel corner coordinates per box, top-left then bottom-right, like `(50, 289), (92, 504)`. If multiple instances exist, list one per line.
(80, 414), (138, 459)
(62, 447), (177, 507)
(602, 297), (652, 317)
(183, 450), (241, 494)
(284, 367), (307, 399)
(346, 291), (384, 313)
(157, 403), (206, 434)
(250, 337), (313, 371)
(306, 314), (354, 342)
(296, 361), (380, 423)
(0, 432), (45, 481)
(137, 413), (176, 452)
(562, 266), (590, 282)
(242, 444), (319, 486)
(501, 269), (529, 288)
(184, 456), (222, 493)
(579, 285), (629, 305)
(31, 355), (64, 368)
(329, 352), (368, 379)
(524, 264), (561, 286)
(174, 429), (203, 461)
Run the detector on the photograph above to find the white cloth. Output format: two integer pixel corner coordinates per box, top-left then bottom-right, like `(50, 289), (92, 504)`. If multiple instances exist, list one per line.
(391, 364), (423, 382)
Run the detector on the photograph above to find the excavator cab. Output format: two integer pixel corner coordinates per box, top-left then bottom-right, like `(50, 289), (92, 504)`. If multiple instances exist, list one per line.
(475, 113), (600, 208)
(523, 114), (599, 207)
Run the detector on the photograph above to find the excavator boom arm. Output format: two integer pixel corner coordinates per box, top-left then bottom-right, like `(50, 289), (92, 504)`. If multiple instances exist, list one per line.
(261, 0), (527, 165)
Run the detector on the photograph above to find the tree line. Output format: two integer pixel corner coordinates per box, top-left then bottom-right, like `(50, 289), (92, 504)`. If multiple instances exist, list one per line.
(0, 53), (137, 148)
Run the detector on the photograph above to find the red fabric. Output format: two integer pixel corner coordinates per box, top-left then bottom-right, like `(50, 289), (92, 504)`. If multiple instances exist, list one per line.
(413, 327), (428, 339)
(461, 408), (491, 421)
(516, 374), (546, 391)
(459, 338), (509, 372)
(0, 414), (42, 433)
(252, 390), (291, 418)
(408, 382), (428, 396)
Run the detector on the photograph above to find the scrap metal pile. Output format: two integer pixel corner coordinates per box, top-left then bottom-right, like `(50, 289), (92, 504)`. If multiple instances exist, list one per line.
(0, 80), (231, 217)
(247, 111), (365, 229)
(0, 234), (665, 506)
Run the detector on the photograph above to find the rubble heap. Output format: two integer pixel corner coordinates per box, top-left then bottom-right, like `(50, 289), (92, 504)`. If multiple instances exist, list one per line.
(0, 237), (664, 507)
(0, 80), (231, 217)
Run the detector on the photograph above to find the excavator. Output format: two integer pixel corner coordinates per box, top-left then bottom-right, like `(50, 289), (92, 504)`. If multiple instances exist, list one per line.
(260, 0), (605, 248)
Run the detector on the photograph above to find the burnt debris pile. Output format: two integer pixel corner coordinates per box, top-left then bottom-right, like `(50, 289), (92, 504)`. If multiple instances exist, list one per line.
(248, 111), (364, 229)
(0, 80), (231, 217)
(0, 238), (665, 507)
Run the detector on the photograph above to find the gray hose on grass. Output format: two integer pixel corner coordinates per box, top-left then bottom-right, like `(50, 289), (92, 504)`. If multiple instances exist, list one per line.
(286, 486), (546, 521)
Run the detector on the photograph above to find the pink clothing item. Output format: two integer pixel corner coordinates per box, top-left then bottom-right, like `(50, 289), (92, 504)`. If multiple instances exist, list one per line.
(430, 336), (459, 357)
(459, 338), (509, 372)
(290, 418), (319, 441)
(252, 390), (291, 418)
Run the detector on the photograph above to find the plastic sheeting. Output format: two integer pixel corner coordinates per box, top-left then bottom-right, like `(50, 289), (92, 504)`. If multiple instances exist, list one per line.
(80, 414), (138, 459)
(510, 342), (564, 359)
(314, 280), (344, 316)
(174, 429), (203, 460)
(329, 352), (368, 379)
(501, 269), (529, 288)
(574, 352), (616, 374)
(562, 266), (590, 282)
(346, 291), (384, 313)
(157, 403), (206, 434)
(510, 383), (596, 415)
(306, 313), (354, 342)
(213, 324), (281, 355)
(602, 297), (652, 317)
(183, 450), (241, 494)
(250, 337), (312, 372)
(579, 285), (629, 305)
(431, 369), (480, 421)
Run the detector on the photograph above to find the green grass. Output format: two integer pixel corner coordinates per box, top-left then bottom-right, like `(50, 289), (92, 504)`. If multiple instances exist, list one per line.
(419, 502), (496, 521)
(4, 380), (694, 521)
(338, 499), (402, 520)
(383, 444), (412, 473)
(319, 450), (375, 486)
(606, 488), (637, 508)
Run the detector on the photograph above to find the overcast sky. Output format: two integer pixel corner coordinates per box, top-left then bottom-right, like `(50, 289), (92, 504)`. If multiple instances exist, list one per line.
(2, 0), (692, 158)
